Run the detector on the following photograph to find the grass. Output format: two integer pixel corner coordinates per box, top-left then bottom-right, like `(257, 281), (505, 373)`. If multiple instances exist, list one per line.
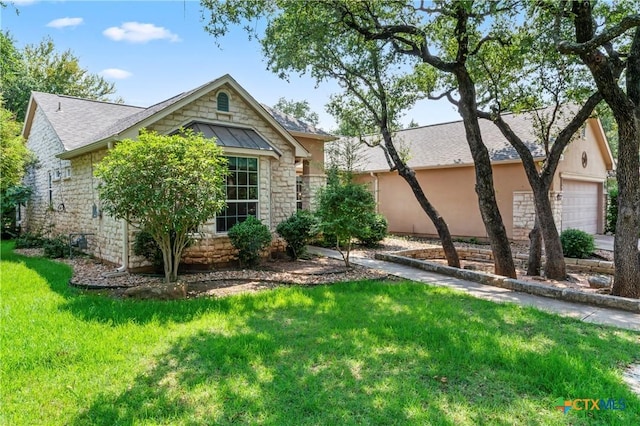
(1, 240), (639, 425)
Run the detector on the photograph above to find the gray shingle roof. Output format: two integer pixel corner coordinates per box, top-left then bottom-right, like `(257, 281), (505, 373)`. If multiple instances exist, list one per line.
(260, 104), (332, 137)
(30, 92), (144, 151)
(331, 109), (578, 172)
(30, 77), (330, 153)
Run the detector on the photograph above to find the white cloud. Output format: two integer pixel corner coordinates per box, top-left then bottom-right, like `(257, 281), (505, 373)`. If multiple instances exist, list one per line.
(46, 17), (84, 29)
(103, 22), (181, 43)
(99, 68), (132, 79)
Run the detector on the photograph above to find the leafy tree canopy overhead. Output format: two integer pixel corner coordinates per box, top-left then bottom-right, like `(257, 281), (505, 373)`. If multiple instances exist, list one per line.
(273, 97), (319, 126)
(0, 32), (119, 122)
(0, 98), (30, 192)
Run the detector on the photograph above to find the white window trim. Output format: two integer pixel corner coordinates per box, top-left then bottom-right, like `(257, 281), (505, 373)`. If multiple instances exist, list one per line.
(215, 155), (260, 234)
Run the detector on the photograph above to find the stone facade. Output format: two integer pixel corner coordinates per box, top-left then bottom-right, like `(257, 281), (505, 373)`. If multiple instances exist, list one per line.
(512, 191), (563, 241)
(23, 81), (309, 269)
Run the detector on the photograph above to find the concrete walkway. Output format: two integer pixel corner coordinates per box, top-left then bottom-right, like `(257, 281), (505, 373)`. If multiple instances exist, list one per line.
(594, 234), (640, 251)
(308, 246), (640, 332)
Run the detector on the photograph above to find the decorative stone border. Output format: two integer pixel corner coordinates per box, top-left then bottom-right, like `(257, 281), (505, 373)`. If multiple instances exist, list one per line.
(375, 251), (639, 313)
(395, 247), (615, 274)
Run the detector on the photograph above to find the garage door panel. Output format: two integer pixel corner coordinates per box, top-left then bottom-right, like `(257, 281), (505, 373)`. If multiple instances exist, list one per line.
(562, 180), (599, 234)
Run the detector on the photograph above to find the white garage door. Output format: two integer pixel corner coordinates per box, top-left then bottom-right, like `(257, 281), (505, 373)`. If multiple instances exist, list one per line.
(562, 180), (600, 233)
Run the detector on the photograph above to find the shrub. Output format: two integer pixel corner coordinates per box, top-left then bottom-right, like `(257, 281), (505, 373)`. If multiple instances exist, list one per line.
(228, 216), (272, 267)
(605, 186), (618, 234)
(15, 231), (44, 249)
(276, 210), (318, 260)
(133, 231), (164, 269)
(357, 214), (388, 247)
(43, 235), (69, 258)
(315, 180), (376, 267)
(560, 228), (595, 259)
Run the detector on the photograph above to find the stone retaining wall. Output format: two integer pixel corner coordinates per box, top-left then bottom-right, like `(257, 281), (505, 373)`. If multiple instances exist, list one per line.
(375, 252), (639, 313)
(398, 247), (615, 275)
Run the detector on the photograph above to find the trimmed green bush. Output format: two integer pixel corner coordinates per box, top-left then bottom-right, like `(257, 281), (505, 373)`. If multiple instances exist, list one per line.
(228, 216), (272, 267)
(133, 231), (164, 269)
(276, 210), (318, 260)
(560, 228), (595, 259)
(605, 186), (618, 234)
(42, 235), (68, 258)
(357, 214), (388, 247)
(14, 231), (44, 249)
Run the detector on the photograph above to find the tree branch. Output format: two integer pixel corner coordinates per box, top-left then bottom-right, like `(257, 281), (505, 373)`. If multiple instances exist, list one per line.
(557, 14), (640, 54)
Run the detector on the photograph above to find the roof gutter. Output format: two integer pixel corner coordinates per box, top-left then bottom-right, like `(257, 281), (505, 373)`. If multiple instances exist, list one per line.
(57, 137), (115, 160)
(359, 156), (548, 174)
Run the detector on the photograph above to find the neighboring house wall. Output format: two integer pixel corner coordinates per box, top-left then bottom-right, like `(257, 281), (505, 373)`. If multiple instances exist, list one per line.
(358, 162), (532, 239)
(354, 119), (611, 240)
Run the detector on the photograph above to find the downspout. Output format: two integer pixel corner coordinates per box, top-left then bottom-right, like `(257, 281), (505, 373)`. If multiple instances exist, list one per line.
(107, 139), (128, 273)
(116, 220), (129, 272)
(370, 172), (379, 213)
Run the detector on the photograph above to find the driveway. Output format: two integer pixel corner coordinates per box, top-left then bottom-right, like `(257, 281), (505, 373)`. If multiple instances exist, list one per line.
(593, 234), (640, 251)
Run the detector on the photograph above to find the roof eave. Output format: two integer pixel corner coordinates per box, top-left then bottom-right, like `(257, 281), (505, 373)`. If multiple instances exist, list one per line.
(357, 156), (547, 174)
(288, 130), (337, 142)
(57, 138), (112, 160)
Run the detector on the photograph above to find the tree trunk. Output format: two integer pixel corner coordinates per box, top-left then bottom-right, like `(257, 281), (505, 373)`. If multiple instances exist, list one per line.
(527, 218), (542, 276)
(612, 116), (640, 297)
(568, 2), (640, 297)
(455, 69), (516, 278)
(395, 165), (460, 268)
(532, 186), (566, 279)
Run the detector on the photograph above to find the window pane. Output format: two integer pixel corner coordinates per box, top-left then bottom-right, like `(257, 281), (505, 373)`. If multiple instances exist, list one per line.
(238, 203), (247, 215)
(248, 203), (257, 215)
(248, 187), (257, 200)
(216, 217), (226, 232)
(249, 172), (258, 186)
(248, 158), (258, 171)
(228, 156), (237, 170)
(238, 157), (247, 170)
(238, 187), (247, 199)
(227, 187), (237, 200)
(238, 172), (248, 185)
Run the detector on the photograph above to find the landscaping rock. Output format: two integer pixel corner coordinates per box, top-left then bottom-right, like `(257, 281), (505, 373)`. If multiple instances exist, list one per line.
(587, 275), (612, 289)
(123, 282), (187, 300)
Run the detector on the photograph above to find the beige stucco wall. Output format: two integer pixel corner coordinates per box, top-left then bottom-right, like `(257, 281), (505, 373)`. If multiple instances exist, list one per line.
(554, 118), (610, 187)
(359, 162), (531, 239)
(358, 119), (612, 241)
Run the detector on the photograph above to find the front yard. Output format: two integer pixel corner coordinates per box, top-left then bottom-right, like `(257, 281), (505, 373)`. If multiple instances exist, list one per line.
(1, 240), (639, 425)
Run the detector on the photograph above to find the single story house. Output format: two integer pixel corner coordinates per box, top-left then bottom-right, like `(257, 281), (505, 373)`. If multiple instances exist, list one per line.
(20, 74), (332, 269)
(336, 109), (614, 241)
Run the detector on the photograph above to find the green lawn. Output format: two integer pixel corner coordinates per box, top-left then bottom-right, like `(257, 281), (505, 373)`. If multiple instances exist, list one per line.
(1, 240), (638, 425)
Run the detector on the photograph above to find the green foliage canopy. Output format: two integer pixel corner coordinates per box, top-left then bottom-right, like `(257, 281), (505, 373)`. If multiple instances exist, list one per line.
(95, 129), (228, 282)
(0, 33), (117, 121)
(315, 179), (376, 267)
(0, 100), (29, 192)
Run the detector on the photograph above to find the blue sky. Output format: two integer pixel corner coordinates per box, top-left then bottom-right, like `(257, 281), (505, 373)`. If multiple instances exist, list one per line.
(2, 0), (460, 131)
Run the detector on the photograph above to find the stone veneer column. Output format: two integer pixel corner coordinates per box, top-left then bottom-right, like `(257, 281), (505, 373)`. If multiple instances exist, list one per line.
(301, 174), (326, 211)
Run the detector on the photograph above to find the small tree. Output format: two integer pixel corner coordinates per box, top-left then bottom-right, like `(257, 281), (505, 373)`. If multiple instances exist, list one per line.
(315, 179), (376, 267)
(95, 129), (228, 283)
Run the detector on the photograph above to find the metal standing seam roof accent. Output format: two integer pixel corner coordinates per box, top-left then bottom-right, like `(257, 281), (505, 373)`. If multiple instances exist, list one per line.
(181, 122), (279, 154)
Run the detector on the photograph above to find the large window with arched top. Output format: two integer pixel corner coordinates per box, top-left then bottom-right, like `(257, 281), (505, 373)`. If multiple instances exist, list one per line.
(217, 92), (229, 112)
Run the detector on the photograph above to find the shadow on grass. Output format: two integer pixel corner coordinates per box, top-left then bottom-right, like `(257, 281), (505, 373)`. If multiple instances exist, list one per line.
(71, 283), (640, 425)
(1, 241), (226, 325)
